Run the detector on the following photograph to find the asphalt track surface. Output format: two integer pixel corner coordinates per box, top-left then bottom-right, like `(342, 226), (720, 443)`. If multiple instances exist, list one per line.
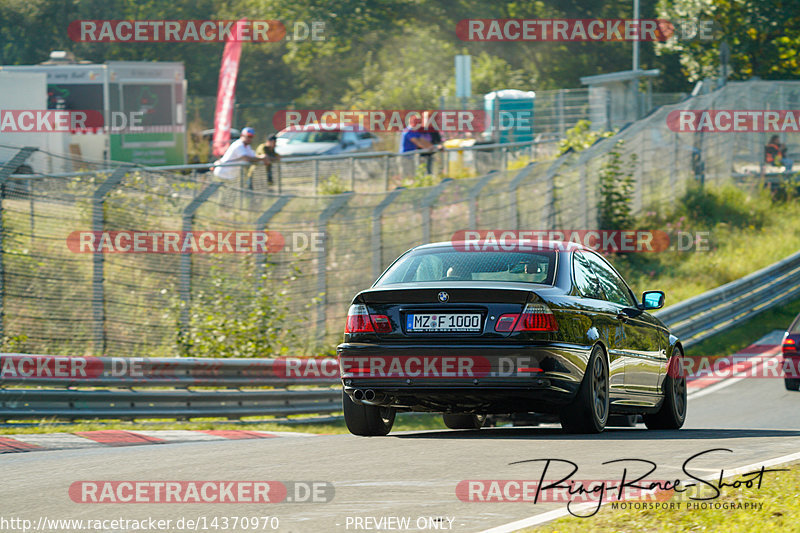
(2, 351), (799, 532)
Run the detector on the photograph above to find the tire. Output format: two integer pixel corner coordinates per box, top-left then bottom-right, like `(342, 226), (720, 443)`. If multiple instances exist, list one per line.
(443, 413), (486, 430)
(785, 378), (800, 391)
(342, 390), (395, 436)
(608, 414), (638, 427)
(559, 345), (609, 434)
(644, 348), (688, 430)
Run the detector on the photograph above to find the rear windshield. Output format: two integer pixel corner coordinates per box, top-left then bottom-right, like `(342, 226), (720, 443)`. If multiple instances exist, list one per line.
(375, 248), (557, 286)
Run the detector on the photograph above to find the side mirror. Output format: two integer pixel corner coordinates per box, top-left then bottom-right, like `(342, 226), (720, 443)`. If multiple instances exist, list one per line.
(641, 290), (665, 310)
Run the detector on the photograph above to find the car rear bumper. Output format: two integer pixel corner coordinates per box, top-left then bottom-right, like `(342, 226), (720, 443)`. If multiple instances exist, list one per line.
(336, 341), (592, 413)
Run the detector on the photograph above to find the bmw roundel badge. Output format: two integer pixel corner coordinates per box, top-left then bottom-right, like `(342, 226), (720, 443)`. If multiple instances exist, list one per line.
(438, 291), (449, 303)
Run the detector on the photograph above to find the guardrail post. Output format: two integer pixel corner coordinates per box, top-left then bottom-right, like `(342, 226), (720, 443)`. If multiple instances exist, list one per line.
(468, 171), (499, 228)
(580, 164), (589, 227)
(383, 155), (391, 191)
(316, 192), (354, 342)
(92, 166), (131, 354)
(506, 163), (537, 230)
(313, 159), (320, 192)
(255, 195), (293, 284)
(349, 156), (356, 191)
(276, 162), (282, 194)
(420, 178), (453, 243)
(0, 147), (37, 341)
(371, 188), (405, 279)
(542, 152), (571, 229)
(179, 182), (222, 343)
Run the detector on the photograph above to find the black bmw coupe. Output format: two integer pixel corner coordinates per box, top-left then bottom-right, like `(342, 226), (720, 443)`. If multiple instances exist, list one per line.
(337, 240), (687, 436)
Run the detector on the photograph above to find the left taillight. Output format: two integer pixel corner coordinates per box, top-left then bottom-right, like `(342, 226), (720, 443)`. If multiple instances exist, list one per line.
(495, 303), (558, 332)
(345, 304), (392, 333)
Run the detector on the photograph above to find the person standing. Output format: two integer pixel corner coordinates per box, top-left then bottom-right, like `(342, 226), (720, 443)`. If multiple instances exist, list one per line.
(765, 134), (793, 172)
(255, 133), (281, 185)
(399, 115), (433, 153)
(212, 127), (267, 181)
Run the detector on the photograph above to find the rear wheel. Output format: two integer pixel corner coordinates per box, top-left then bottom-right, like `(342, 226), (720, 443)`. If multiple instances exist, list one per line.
(443, 413), (486, 430)
(342, 390), (395, 436)
(644, 348), (687, 430)
(559, 345), (609, 434)
(785, 378), (800, 391)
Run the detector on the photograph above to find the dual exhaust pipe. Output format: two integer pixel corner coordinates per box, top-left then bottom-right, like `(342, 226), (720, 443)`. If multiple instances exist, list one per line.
(352, 389), (386, 404)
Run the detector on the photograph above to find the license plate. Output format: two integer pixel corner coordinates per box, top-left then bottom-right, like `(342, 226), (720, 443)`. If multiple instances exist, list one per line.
(406, 313), (482, 332)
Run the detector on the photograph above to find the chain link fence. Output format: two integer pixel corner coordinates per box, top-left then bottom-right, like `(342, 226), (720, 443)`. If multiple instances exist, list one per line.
(0, 80), (797, 357)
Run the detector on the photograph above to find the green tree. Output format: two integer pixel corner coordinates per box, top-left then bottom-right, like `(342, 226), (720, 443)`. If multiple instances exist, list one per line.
(656, 0), (800, 82)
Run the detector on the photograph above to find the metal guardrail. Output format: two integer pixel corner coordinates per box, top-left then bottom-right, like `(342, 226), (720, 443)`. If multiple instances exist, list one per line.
(654, 248), (800, 347)
(0, 357), (338, 421)
(2, 248), (799, 421)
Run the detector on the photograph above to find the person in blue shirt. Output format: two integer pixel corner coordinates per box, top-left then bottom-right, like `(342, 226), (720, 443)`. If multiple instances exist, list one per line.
(400, 115), (433, 153)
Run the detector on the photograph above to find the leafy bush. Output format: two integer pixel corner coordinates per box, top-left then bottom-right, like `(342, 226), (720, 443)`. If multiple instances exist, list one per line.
(597, 140), (637, 230)
(401, 163), (438, 188)
(177, 261), (319, 358)
(318, 174), (349, 195)
(678, 183), (772, 230)
(558, 120), (615, 155)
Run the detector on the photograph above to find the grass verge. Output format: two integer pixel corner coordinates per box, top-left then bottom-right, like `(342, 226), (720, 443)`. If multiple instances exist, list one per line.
(524, 460), (800, 533)
(613, 182), (800, 305)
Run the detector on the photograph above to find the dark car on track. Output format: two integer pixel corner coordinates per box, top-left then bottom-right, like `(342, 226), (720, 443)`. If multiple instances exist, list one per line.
(337, 240), (687, 436)
(782, 313), (800, 391)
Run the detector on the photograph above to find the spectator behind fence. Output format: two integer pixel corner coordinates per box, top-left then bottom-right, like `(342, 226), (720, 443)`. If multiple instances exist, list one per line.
(765, 134), (793, 173)
(421, 110), (443, 174)
(255, 133), (281, 185)
(212, 126), (267, 180)
(399, 115), (433, 153)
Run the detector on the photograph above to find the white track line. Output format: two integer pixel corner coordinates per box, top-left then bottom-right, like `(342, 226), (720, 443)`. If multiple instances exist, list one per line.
(687, 354), (781, 400)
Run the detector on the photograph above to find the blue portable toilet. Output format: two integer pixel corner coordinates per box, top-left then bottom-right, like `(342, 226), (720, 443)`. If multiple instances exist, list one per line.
(484, 89), (535, 143)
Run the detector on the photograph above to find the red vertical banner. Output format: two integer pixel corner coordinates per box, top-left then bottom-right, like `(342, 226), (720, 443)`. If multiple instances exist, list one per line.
(212, 18), (246, 158)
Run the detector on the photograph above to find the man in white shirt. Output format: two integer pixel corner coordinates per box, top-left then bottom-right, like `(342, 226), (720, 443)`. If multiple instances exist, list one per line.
(212, 127), (267, 180)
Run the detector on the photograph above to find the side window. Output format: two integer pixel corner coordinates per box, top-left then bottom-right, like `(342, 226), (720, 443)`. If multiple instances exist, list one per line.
(584, 252), (636, 307)
(573, 252), (603, 300)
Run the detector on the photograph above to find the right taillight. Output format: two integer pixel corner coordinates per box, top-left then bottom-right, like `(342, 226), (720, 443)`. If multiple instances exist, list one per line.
(344, 304), (392, 333)
(784, 337), (797, 354)
(495, 303), (558, 332)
